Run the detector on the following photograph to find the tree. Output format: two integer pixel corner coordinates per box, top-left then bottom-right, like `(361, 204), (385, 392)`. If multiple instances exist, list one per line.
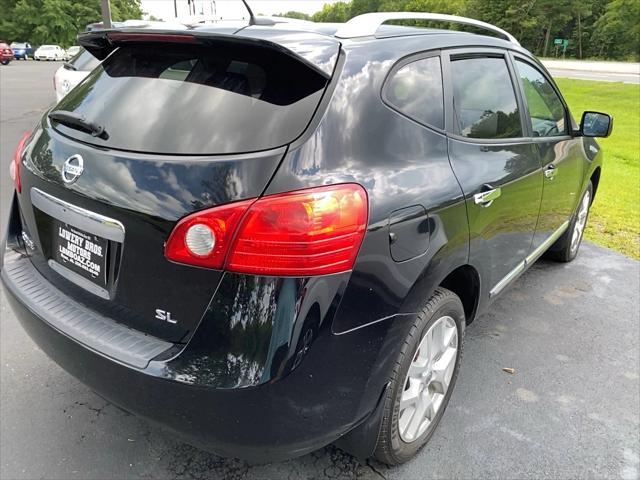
(274, 11), (312, 21)
(0, 0), (143, 47)
(591, 0), (640, 59)
(313, 2), (352, 22)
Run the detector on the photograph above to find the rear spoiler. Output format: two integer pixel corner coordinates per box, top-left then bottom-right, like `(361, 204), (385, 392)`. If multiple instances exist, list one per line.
(77, 28), (340, 78)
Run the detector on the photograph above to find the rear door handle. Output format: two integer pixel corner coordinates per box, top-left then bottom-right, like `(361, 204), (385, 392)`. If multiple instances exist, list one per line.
(544, 164), (557, 180)
(474, 187), (501, 207)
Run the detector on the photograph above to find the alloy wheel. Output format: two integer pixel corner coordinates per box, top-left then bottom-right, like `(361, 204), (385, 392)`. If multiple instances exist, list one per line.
(570, 190), (590, 254)
(398, 315), (458, 443)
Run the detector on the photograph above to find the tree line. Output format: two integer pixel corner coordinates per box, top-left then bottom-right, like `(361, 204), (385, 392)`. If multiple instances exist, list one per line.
(0, 0), (143, 47)
(279, 0), (639, 60)
(1, 0), (636, 60)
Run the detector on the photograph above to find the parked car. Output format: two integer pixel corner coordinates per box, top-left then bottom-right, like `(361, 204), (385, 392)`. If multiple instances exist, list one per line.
(0, 41), (13, 64)
(64, 45), (81, 61)
(34, 44), (65, 61)
(54, 47), (100, 102)
(2, 13), (612, 465)
(10, 42), (34, 60)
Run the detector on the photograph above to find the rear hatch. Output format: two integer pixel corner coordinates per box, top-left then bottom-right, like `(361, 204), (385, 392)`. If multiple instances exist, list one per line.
(17, 29), (339, 343)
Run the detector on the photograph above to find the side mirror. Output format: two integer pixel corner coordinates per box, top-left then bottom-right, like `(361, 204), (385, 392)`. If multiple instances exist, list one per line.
(579, 111), (613, 138)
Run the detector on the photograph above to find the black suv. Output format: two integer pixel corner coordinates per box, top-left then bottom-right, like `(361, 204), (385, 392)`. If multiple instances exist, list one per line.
(1, 12), (612, 465)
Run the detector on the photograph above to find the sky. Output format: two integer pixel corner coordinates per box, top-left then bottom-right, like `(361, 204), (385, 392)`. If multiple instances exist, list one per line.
(140, 0), (346, 20)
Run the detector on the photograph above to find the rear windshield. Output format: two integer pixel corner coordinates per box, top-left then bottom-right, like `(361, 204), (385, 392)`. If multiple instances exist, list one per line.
(68, 48), (100, 71)
(51, 42), (329, 154)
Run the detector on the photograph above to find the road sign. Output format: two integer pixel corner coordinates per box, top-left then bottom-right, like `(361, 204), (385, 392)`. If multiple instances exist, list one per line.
(554, 38), (563, 45)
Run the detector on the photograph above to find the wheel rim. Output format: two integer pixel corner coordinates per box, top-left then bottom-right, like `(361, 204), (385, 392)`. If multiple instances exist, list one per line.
(570, 190), (590, 254)
(398, 315), (458, 443)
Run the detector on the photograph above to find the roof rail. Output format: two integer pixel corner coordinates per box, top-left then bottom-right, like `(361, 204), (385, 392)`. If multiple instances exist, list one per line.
(334, 12), (520, 45)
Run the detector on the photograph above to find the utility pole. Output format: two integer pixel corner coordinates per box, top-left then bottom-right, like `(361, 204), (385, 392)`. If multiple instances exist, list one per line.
(174, 0), (178, 17)
(100, 0), (112, 28)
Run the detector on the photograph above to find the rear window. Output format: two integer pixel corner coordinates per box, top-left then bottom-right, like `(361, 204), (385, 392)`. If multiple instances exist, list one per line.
(52, 42), (329, 155)
(68, 48), (100, 71)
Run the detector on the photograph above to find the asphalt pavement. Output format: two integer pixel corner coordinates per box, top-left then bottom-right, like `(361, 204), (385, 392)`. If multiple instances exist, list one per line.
(1, 61), (639, 480)
(542, 59), (640, 84)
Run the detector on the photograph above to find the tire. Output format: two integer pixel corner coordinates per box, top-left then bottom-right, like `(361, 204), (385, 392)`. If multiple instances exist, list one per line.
(546, 182), (593, 263)
(0, 60), (8, 65)
(374, 287), (465, 465)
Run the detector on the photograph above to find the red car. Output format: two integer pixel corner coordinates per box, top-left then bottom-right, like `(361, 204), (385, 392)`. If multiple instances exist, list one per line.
(0, 41), (13, 64)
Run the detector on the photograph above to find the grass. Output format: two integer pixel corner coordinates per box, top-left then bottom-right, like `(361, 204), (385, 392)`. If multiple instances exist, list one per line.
(554, 78), (640, 259)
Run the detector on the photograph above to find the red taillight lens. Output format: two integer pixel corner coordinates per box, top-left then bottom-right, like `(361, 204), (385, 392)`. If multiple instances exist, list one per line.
(9, 131), (30, 193)
(228, 184), (368, 275)
(165, 184), (369, 276)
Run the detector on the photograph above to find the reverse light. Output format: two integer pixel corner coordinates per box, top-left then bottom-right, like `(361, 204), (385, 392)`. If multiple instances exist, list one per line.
(165, 199), (254, 269)
(165, 184), (369, 276)
(185, 223), (216, 257)
(9, 131), (31, 194)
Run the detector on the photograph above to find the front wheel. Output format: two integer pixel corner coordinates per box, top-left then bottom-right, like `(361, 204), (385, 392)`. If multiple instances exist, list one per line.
(0, 60), (9, 65)
(547, 182), (593, 262)
(374, 287), (465, 465)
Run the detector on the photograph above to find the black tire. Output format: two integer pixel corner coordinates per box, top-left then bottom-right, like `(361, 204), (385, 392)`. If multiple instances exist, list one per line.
(374, 287), (465, 465)
(546, 182), (593, 263)
(0, 60), (9, 65)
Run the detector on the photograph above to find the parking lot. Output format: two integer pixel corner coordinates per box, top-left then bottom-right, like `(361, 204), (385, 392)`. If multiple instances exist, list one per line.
(1, 61), (639, 480)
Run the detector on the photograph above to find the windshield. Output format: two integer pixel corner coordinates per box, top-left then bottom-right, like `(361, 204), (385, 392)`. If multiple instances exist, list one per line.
(52, 42), (328, 154)
(11, 43), (26, 48)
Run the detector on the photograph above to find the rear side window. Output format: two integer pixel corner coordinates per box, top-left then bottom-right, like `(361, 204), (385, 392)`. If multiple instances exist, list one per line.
(52, 43), (328, 155)
(385, 56), (444, 129)
(515, 59), (567, 137)
(451, 57), (522, 139)
(68, 48), (100, 71)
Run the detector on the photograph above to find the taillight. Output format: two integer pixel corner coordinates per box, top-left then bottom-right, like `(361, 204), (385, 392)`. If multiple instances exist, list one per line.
(165, 184), (368, 276)
(9, 131), (30, 193)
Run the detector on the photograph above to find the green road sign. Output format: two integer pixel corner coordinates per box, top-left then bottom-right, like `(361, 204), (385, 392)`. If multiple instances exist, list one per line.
(554, 38), (563, 45)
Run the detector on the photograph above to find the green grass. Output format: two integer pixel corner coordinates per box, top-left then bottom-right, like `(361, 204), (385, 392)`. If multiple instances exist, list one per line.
(555, 78), (640, 259)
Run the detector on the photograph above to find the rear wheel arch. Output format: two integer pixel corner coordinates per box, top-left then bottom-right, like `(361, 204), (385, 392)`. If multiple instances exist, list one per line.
(438, 265), (480, 324)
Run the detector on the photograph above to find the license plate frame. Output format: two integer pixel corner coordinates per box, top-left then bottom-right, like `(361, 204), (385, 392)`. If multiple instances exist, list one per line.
(52, 220), (109, 290)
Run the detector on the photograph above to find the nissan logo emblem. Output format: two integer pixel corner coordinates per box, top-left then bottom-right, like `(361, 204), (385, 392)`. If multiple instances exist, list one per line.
(61, 154), (84, 184)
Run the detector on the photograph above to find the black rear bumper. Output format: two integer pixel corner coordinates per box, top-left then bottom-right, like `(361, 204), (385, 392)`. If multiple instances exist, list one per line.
(1, 246), (396, 462)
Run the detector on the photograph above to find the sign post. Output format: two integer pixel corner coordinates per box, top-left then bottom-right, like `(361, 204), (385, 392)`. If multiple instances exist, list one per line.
(100, 0), (112, 28)
(554, 38), (569, 58)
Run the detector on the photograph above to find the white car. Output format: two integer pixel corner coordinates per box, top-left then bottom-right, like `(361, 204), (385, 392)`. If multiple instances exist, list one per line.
(65, 45), (81, 61)
(53, 48), (99, 102)
(34, 45), (65, 61)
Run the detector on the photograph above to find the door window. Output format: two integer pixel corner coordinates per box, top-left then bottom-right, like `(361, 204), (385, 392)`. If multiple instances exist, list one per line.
(451, 57), (522, 139)
(515, 59), (567, 137)
(384, 56), (444, 129)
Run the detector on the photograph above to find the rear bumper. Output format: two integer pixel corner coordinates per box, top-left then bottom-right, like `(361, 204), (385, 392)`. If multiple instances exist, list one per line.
(2, 280), (350, 461)
(1, 246), (396, 462)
